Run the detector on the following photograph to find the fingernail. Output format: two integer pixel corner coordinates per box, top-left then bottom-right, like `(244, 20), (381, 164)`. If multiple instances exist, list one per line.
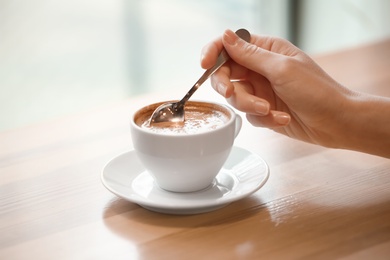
(254, 101), (269, 115)
(217, 82), (227, 96)
(275, 113), (291, 125)
(224, 29), (238, 46)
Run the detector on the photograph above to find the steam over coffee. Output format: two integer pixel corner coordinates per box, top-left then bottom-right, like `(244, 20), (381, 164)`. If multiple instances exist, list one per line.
(134, 101), (231, 134)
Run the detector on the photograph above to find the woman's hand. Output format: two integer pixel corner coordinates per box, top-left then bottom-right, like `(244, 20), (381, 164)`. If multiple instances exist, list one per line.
(201, 29), (390, 158)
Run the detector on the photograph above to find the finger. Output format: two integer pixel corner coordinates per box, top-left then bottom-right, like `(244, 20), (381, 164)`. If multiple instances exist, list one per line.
(226, 81), (270, 115)
(210, 60), (253, 98)
(209, 65), (235, 98)
(246, 111), (291, 128)
(200, 36), (224, 69)
(222, 29), (292, 81)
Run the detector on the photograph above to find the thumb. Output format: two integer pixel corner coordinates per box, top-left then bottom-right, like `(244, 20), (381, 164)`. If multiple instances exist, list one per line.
(222, 29), (281, 80)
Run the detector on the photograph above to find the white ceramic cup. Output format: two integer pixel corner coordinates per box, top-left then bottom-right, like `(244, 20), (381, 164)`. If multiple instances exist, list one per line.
(130, 101), (242, 192)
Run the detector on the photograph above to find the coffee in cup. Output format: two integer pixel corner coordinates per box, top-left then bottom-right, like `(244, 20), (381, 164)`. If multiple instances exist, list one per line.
(135, 101), (230, 134)
(130, 100), (242, 192)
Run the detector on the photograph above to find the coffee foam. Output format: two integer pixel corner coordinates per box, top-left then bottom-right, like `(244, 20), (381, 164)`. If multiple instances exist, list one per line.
(134, 101), (231, 135)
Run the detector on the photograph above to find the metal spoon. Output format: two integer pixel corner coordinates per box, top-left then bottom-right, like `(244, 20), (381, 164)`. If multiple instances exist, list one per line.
(149, 29), (251, 125)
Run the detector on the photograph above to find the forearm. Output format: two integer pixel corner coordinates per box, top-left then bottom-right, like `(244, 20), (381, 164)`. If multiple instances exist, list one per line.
(338, 91), (390, 158)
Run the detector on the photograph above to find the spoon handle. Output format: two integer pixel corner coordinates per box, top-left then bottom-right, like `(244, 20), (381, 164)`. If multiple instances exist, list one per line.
(178, 49), (230, 106)
(177, 29), (251, 108)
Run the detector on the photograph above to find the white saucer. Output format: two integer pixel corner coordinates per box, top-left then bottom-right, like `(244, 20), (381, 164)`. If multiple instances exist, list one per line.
(101, 146), (269, 214)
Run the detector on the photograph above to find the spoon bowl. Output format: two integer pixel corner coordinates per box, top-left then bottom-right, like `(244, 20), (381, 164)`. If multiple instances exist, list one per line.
(151, 102), (185, 124)
(149, 29), (251, 125)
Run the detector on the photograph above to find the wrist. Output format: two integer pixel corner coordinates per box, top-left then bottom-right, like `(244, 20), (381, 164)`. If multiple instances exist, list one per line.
(336, 91), (390, 157)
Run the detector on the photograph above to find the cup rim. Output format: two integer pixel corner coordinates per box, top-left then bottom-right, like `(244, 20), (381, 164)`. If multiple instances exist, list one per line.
(131, 100), (237, 136)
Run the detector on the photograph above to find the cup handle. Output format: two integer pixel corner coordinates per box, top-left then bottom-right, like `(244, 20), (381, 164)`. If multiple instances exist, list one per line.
(234, 114), (242, 138)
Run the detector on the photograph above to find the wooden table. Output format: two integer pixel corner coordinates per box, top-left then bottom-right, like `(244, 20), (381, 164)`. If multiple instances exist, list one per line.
(1, 39), (389, 259)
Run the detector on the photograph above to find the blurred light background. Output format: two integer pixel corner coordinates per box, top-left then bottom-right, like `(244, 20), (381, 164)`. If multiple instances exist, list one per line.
(0, 0), (389, 131)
